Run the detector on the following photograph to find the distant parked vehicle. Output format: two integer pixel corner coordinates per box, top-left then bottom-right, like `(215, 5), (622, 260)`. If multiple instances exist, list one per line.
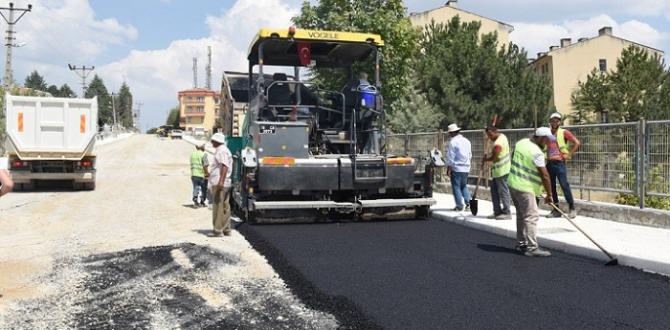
(193, 127), (206, 138)
(170, 129), (183, 139)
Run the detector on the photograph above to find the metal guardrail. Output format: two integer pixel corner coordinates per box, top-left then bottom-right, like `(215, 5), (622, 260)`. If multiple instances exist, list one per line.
(388, 120), (670, 209)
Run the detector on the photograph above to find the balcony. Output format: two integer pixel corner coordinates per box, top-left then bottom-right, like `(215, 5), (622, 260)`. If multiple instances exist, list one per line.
(184, 111), (206, 117)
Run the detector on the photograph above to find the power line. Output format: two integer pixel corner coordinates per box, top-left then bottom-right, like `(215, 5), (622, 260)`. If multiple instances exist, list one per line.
(68, 64), (95, 97)
(0, 2), (32, 89)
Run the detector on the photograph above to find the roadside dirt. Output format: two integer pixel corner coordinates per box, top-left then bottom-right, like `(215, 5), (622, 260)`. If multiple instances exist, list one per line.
(0, 135), (337, 329)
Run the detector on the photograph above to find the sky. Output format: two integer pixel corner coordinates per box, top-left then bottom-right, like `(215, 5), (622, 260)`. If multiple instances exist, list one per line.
(3, 0), (670, 131)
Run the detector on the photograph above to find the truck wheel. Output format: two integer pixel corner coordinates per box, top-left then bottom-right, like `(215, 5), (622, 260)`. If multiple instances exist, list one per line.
(84, 182), (96, 191)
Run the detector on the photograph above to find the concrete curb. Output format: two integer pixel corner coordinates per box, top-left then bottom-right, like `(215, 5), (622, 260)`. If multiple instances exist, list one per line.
(435, 182), (670, 229)
(431, 212), (670, 277)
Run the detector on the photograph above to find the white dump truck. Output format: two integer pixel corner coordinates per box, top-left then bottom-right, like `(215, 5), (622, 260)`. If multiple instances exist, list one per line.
(3, 94), (98, 190)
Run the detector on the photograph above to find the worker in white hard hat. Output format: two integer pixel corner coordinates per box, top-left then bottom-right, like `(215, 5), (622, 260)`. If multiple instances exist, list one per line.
(546, 112), (581, 219)
(507, 127), (555, 257)
(208, 133), (233, 237)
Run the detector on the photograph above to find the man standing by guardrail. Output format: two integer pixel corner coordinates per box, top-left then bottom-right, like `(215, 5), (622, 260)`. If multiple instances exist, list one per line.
(446, 123), (472, 211)
(483, 126), (512, 220)
(546, 113), (581, 219)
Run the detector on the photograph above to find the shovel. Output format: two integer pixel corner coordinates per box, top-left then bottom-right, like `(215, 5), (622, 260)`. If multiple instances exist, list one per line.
(470, 139), (491, 216)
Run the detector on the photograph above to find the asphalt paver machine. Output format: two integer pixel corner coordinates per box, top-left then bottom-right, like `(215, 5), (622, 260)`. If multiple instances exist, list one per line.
(231, 27), (435, 223)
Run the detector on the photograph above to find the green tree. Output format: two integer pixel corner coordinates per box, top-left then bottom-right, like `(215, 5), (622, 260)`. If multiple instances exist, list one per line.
(85, 75), (112, 126)
(570, 69), (609, 124)
(414, 17), (552, 129)
(292, 0), (419, 109)
(116, 82), (134, 128)
(388, 73), (444, 133)
(59, 84), (77, 98)
(607, 46), (667, 122)
(24, 70), (48, 91)
(166, 106), (181, 128)
(571, 46), (668, 123)
(47, 84), (60, 96)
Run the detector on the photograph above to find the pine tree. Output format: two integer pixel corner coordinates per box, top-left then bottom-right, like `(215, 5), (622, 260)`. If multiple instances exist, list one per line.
(117, 82), (133, 128)
(85, 75), (112, 126)
(413, 17), (552, 129)
(47, 84), (60, 96)
(59, 84), (77, 98)
(24, 71), (48, 91)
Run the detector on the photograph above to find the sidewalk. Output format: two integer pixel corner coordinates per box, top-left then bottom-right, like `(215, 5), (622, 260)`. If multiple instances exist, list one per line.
(432, 192), (670, 277)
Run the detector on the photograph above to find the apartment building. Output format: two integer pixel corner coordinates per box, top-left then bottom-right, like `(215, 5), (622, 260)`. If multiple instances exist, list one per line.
(409, 0), (514, 46)
(532, 27), (664, 121)
(177, 88), (219, 135)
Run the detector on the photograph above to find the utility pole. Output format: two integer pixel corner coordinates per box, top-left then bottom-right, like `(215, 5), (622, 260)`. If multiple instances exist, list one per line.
(134, 102), (143, 130)
(192, 57), (198, 88)
(110, 92), (117, 131)
(206, 46), (212, 90)
(0, 2), (32, 89)
(68, 64), (95, 96)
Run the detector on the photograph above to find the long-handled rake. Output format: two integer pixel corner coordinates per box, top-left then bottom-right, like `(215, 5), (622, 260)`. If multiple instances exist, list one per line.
(548, 203), (619, 266)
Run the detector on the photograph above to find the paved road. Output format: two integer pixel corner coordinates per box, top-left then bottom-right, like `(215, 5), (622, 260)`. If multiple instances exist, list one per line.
(0, 135), (336, 329)
(240, 220), (670, 329)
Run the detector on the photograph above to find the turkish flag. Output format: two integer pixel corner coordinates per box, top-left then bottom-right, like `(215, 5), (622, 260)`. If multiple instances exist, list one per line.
(298, 42), (312, 66)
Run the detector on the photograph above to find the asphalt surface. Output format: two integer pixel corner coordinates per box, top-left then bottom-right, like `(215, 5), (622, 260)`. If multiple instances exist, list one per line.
(240, 219), (670, 329)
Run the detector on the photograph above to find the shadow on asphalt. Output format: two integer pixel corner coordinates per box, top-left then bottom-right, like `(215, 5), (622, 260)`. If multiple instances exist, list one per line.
(476, 243), (519, 255)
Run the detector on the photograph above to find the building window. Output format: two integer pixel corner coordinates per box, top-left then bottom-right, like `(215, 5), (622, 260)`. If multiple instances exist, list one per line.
(197, 96), (205, 102)
(599, 59), (607, 72)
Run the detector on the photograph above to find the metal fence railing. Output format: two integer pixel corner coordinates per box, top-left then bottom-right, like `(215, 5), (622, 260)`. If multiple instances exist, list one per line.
(387, 120), (670, 209)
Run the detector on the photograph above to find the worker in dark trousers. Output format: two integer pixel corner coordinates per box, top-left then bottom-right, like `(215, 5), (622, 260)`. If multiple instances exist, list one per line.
(483, 126), (512, 220)
(546, 113), (581, 219)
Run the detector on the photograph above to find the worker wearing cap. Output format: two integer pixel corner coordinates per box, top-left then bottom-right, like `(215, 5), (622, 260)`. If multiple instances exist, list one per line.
(190, 144), (209, 207)
(208, 133), (233, 237)
(507, 127), (555, 257)
(546, 112), (581, 218)
(446, 123), (472, 211)
(482, 126), (511, 220)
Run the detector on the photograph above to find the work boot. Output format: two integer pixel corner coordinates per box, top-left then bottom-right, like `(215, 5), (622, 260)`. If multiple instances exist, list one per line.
(464, 204), (470, 212)
(200, 199), (207, 207)
(514, 243), (528, 252)
(546, 209), (562, 218)
(193, 197), (199, 208)
(495, 213), (512, 220)
(524, 248), (552, 257)
(223, 230), (232, 236)
(452, 207), (463, 212)
(487, 213), (499, 219)
(569, 209), (577, 219)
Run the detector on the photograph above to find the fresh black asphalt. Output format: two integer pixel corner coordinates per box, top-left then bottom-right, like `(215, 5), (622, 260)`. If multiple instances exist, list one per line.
(239, 219), (670, 329)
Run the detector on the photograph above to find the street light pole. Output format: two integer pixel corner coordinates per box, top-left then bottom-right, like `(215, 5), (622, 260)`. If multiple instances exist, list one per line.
(0, 2), (32, 90)
(68, 64), (95, 96)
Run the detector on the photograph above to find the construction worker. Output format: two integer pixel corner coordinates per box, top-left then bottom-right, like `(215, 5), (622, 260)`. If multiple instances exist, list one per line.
(507, 127), (554, 257)
(546, 112), (581, 218)
(208, 133), (233, 237)
(446, 123), (472, 211)
(0, 157), (13, 198)
(190, 144), (208, 207)
(482, 126), (511, 220)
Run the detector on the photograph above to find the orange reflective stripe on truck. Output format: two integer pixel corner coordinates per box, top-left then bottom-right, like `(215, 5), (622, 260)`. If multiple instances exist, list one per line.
(80, 114), (86, 133)
(18, 112), (23, 133)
